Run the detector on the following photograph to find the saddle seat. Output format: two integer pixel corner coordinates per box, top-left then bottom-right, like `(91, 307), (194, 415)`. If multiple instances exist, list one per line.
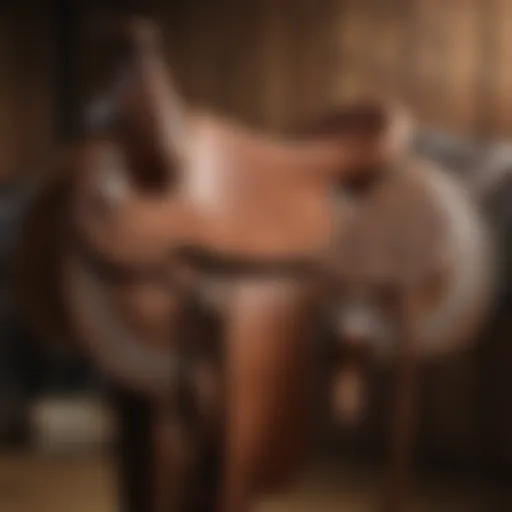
(179, 113), (350, 260)
(73, 111), (384, 270)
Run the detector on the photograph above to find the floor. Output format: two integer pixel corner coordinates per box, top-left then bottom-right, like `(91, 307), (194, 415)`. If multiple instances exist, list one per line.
(0, 451), (510, 512)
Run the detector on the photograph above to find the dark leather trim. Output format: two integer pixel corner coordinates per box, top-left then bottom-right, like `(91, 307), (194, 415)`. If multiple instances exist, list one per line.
(69, 225), (325, 286)
(70, 226), (171, 287)
(172, 246), (322, 278)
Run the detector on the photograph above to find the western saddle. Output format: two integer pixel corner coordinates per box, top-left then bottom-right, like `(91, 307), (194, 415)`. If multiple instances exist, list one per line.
(15, 19), (496, 512)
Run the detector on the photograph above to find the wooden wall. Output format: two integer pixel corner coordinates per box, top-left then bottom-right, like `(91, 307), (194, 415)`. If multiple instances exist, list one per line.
(75, 0), (512, 138)
(0, 1), (55, 180)
(2, 0), (511, 178)
(75, 0), (342, 133)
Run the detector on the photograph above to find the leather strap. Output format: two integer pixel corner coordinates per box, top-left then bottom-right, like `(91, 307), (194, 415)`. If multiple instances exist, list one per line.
(69, 224), (326, 287)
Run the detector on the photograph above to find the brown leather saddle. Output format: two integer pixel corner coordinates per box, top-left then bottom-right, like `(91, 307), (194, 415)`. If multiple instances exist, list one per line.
(16, 19), (494, 393)
(14, 19), (497, 512)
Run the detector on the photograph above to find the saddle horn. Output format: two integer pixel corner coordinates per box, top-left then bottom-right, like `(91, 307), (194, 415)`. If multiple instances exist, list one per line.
(85, 18), (187, 190)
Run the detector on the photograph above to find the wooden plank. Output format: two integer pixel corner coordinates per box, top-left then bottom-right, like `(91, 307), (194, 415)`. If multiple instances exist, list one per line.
(422, 354), (480, 467)
(196, 2), (231, 112)
(490, 312), (512, 470)
(332, 0), (373, 102)
(277, 2), (307, 129)
(229, 0), (266, 126)
(321, 0), (347, 110)
(251, 0), (303, 131)
(473, 0), (499, 138)
(292, 0), (335, 125)
(493, 0), (512, 136)
(261, 0), (290, 131)
(209, 0), (250, 118)
(0, 2), (54, 180)
(367, 0), (410, 97)
(410, 0), (449, 127)
(441, 0), (480, 135)
(310, 0), (341, 121)
(0, 13), (18, 178)
(168, 0), (203, 105)
(157, 0), (190, 104)
(186, 0), (217, 107)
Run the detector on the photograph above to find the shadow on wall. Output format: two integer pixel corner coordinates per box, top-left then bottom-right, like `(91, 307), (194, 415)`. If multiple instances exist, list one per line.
(0, 174), (101, 446)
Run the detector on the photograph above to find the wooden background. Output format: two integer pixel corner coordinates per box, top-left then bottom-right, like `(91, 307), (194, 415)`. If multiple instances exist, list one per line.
(78, 0), (511, 136)
(0, 1), (54, 181)
(1, 0), (512, 474)
(3, 0), (512, 180)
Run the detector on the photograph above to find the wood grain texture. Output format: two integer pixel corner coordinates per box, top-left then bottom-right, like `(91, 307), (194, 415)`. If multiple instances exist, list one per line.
(0, 2), (54, 180)
(6, 0), (512, 182)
